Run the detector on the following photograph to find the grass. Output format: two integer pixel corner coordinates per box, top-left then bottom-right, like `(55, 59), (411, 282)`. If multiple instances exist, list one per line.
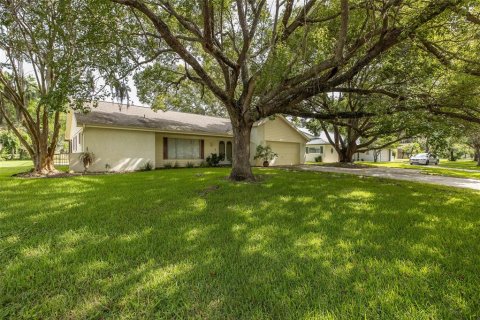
(1, 161), (480, 319)
(360, 160), (480, 180)
(438, 160), (480, 171)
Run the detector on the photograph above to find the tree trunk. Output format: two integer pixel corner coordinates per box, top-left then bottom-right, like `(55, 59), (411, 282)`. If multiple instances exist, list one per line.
(338, 148), (355, 163)
(476, 149), (480, 166)
(32, 143), (57, 175)
(229, 120), (255, 181)
(449, 149), (455, 161)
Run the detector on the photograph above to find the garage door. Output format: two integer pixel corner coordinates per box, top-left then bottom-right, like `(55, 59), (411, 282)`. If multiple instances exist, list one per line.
(267, 141), (301, 165)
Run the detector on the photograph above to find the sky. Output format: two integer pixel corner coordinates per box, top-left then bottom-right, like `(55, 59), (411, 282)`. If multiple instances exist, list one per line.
(0, 50), (145, 106)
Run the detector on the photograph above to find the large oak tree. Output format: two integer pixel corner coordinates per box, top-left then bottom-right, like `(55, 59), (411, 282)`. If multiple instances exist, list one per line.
(103, 0), (471, 181)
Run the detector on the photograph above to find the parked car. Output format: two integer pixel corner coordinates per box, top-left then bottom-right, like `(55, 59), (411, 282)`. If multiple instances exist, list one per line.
(410, 153), (439, 165)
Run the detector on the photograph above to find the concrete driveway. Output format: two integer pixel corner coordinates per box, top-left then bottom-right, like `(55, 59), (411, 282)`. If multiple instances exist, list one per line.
(295, 165), (480, 191)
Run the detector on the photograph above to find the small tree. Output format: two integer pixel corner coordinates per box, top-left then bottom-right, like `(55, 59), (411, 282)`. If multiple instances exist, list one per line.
(0, 0), (121, 174)
(254, 145), (278, 167)
(79, 151), (95, 173)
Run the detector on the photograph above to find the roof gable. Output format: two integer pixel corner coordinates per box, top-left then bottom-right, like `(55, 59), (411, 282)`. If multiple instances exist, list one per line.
(254, 115), (310, 142)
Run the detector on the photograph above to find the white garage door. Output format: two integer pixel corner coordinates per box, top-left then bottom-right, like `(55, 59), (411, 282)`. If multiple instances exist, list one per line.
(267, 141), (301, 165)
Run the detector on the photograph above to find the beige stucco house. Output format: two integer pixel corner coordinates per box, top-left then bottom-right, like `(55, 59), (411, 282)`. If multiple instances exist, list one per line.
(65, 102), (309, 172)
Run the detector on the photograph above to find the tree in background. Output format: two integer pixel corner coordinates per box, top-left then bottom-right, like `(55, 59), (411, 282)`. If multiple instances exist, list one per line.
(466, 127), (480, 166)
(302, 55), (427, 163)
(104, 0), (467, 180)
(0, 129), (23, 159)
(134, 73), (228, 117)
(0, 0), (129, 174)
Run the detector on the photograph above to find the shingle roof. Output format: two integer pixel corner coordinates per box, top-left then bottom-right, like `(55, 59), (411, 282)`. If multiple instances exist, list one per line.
(307, 138), (329, 145)
(307, 132), (336, 145)
(75, 101), (233, 136)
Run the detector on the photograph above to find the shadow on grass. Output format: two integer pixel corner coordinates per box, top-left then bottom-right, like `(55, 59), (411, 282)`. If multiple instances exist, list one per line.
(1, 168), (479, 319)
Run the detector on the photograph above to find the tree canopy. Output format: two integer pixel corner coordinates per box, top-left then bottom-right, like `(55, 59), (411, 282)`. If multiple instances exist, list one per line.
(99, 0), (479, 180)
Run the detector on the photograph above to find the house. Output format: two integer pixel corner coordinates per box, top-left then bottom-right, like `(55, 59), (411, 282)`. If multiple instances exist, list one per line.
(305, 132), (394, 163)
(65, 102), (309, 172)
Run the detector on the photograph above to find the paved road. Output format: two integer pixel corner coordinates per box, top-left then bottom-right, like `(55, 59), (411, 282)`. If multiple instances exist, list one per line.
(295, 165), (480, 191)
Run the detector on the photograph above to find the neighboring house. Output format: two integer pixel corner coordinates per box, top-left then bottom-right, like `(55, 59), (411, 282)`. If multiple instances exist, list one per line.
(305, 132), (394, 163)
(305, 136), (339, 163)
(65, 102), (309, 172)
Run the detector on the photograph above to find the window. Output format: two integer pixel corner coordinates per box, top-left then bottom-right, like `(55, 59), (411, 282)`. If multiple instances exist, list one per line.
(226, 142), (232, 161)
(307, 146), (323, 154)
(219, 141), (225, 158)
(167, 138), (201, 159)
(72, 136), (77, 152)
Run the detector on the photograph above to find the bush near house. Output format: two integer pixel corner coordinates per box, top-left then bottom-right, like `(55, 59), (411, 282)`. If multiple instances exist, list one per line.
(206, 153), (224, 167)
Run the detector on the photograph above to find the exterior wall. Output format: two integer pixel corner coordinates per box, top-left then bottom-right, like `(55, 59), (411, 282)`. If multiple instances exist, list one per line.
(250, 125), (265, 165)
(69, 127), (155, 172)
(355, 149), (393, 162)
(263, 118), (306, 143)
(306, 144), (340, 163)
(155, 133), (232, 167)
(321, 145), (339, 163)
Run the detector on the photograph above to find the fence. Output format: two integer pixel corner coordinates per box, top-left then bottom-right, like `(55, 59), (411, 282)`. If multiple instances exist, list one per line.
(53, 153), (69, 166)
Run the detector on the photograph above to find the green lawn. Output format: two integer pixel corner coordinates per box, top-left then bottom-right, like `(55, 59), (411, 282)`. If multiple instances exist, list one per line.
(1, 162), (480, 319)
(439, 160), (480, 171)
(360, 160), (480, 180)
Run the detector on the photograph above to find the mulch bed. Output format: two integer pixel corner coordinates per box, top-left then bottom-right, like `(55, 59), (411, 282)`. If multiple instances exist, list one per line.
(12, 170), (120, 179)
(12, 171), (82, 179)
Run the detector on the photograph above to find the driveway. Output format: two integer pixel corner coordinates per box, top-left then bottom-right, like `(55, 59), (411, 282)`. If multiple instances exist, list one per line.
(294, 165), (480, 191)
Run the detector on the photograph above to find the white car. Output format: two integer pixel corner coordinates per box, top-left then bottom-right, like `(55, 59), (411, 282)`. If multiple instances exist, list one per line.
(410, 153), (439, 165)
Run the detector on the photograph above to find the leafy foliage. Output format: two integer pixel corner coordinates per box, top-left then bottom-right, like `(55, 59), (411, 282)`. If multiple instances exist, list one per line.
(206, 153), (224, 167)
(254, 145), (278, 162)
(79, 151), (95, 172)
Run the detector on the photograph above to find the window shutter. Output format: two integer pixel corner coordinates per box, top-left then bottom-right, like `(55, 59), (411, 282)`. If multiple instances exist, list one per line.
(200, 140), (204, 159)
(163, 137), (168, 159)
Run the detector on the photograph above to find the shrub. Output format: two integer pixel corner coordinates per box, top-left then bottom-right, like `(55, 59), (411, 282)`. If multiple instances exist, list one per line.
(206, 153), (224, 167)
(164, 163), (173, 169)
(314, 155), (323, 162)
(140, 161), (153, 171)
(254, 145), (278, 163)
(186, 162), (195, 168)
(79, 151), (95, 172)
(172, 161), (179, 168)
